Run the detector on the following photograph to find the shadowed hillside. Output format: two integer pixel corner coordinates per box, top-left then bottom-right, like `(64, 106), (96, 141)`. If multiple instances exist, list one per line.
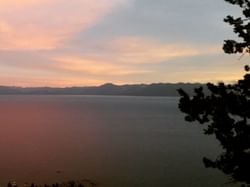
(0, 83), (206, 96)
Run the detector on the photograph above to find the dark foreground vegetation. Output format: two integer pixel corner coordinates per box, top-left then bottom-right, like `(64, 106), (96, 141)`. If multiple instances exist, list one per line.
(6, 180), (97, 187)
(179, 0), (250, 186)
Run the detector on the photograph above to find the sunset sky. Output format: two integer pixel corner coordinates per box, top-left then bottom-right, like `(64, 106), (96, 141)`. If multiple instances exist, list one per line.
(0, 0), (247, 87)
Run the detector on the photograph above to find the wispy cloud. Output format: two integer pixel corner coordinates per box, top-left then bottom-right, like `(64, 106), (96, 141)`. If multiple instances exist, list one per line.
(0, 74), (112, 87)
(48, 36), (221, 82)
(0, 0), (51, 10)
(0, 0), (243, 87)
(105, 37), (221, 64)
(53, 56), (151, 76)
(0, 0), (127, 50)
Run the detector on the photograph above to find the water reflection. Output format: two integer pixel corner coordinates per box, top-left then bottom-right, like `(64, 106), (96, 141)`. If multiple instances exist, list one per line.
(0, 96), (233, 187)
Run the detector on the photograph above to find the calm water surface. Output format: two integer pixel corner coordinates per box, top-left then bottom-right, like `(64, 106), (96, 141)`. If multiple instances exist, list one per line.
(0, 95), (236, 186)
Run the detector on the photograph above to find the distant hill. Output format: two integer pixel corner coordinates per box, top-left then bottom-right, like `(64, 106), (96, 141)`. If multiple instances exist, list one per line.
(0, 83), (207, 96)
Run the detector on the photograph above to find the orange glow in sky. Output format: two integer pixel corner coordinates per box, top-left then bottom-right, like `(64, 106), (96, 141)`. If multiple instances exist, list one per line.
(0, 0), (245, 87)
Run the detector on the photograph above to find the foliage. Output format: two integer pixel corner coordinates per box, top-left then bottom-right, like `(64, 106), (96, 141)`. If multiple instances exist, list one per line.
(223, 0), (250, 54)
(178, 0), (250, 185)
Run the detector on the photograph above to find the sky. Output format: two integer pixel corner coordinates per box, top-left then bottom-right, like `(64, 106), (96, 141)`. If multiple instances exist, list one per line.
(0, 0), (247, 87)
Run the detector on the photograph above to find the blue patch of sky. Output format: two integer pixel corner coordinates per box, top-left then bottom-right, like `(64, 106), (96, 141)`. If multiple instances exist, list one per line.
(73, 0), (241, 46)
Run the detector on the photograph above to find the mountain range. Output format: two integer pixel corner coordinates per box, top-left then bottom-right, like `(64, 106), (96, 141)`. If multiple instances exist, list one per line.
(0, 83), (207, 96)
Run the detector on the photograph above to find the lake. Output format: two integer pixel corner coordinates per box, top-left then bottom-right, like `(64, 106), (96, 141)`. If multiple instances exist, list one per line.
(0, 95), (236, 187)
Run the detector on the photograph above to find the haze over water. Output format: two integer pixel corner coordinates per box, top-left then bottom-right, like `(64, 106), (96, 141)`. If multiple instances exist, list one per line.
(0, 96), (234, 187)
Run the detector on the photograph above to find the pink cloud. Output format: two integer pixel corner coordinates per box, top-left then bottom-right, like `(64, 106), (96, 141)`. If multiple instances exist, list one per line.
(53, 56), (151, 76)
(0, 0), (51, 10)
(0, 0), (127, 50)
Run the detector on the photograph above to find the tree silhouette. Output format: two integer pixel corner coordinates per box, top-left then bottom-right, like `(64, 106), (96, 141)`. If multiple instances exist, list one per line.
(178, 0), (250, 185)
